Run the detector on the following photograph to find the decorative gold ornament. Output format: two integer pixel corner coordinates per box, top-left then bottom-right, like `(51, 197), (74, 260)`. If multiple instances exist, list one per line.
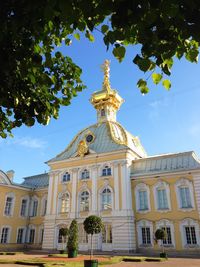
(77, 140), (88, 157)
(101, 59), (111, 92)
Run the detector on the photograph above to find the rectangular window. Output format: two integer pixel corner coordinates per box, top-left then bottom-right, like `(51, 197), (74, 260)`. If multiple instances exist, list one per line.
(162, 227), (172, 245)
(0, 227), (9, 244)
(31, 200), (38, 217)
(141, 227), (151, 245)
(20, 199), (27, 217)
(40, 229), (44, 244)
(4, 197), (13, 216)
(139, 191), (148, 210)
(180, 187), (192, 208)
(157, 189), (168, 210)
(29, 229), (35, 243)
(78, 224), (88, 243)
(17, 228), (24, 244)
(102, 224), (112, 244)
(185, 226), (197, 245)
(43, 199), (47, 216)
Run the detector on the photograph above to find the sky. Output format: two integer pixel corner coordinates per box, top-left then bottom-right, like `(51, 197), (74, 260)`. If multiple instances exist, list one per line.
(1, 30), (200, 184)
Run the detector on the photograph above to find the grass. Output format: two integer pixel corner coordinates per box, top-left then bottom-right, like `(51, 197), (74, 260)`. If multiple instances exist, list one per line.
(0, 255), (167, 266)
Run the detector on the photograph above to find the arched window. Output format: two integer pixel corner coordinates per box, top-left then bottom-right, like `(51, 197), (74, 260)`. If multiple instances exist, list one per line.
(80, 191), (89, 211)
(62, 172), (70, 182)
(81, 169), (90, 180)
(102, 166), (112, 176)
(58, 228), (68, 244)
(60, 193), (70, 213)
(101, 187), (112, 210)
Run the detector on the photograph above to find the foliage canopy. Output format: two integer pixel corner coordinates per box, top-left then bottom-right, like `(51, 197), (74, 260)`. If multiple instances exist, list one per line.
(67, 219), (78, 251)
(1, 0), (200, 137)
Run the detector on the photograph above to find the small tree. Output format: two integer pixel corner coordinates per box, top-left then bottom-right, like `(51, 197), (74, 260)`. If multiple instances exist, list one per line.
(59, 227), (69, 252)
(155, 228), (167, 257)
(84, 215), (103, 260)
(67, 219), (78, 258)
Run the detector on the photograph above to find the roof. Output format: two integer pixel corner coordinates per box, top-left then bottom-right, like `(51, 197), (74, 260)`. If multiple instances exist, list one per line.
(48, 121), (147, 163)
(131, 151), (200, 177)
(21, 173), (49, 189)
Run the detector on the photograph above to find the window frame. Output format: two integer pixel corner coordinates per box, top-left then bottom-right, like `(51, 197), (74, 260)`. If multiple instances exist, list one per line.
(156, 219), (175, 247)
(80, 169), (90, 180)
(135, 183), (150, 213)
(60, 192), (70, 213)
(175, 178), (195, 211)
(16, 227), (26, 244)
(180, 218), (200, 248)
(0, 226), (11, 244)
(102, 224), (112, 244)
(100, 186), (113, 211)
(79, 190), (90, 212)
(154, 181), (171, 212)
(4, 193), (15, 217)
(136, 220), (153, 247)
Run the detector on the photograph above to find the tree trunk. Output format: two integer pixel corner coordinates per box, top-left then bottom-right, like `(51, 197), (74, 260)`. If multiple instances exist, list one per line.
(90, 234), (93, 260)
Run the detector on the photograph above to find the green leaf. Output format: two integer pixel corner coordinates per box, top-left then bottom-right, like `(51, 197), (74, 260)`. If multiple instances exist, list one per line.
(152, 73), (162, 85)
(85, 30), (95, 42)
(74, 33), (80, 41)
(137, 79), (149, 94)
(112, 46), (126, 62)
(162, 79), (171, 90)
(101, 25), (109, 34)
(185, 49), (199, 63)
(137, 79), (147, 88)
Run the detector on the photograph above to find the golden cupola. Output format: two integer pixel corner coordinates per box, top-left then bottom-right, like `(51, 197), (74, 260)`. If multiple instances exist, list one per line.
(90, 60), (124, 123)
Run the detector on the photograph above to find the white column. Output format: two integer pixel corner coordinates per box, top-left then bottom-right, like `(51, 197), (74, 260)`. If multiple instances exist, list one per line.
(71, 168), (78, 218)
(121, 160), (133, 212)
(91, 165), (98, 213)
(193, 174), (200, 218)
(113, 162), (119, 211)
(46, 172), (54, 215)
(52, 173), (59, 215)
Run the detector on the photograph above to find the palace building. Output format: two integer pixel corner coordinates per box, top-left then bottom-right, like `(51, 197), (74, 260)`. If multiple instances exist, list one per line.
(1, 60), (200, 254)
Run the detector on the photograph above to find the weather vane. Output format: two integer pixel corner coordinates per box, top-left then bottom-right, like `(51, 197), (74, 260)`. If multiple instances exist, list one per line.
(101, 59), (111, 92)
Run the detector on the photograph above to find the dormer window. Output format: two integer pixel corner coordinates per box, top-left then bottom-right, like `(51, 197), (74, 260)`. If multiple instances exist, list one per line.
(101, 109), (105, 117)
(62, 172), (70, 182)
(81, 169), (90, 179)
(102, 166), (111, 176)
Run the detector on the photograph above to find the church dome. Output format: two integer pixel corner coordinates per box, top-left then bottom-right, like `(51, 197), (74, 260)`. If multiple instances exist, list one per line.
(48, 121), (146, 163)
(48, 60), (147, 163)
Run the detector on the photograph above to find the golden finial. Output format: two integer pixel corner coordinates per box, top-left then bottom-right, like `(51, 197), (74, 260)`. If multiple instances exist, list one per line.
(101, 59), (111, 92)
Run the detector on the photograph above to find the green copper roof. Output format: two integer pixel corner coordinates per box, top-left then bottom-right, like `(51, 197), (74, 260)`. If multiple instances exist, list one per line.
(48, 121), (146, 163)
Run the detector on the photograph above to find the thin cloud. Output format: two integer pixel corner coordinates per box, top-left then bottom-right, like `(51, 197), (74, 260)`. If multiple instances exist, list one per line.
(1, 136), (47, 149)
(148, 98), (169, 121)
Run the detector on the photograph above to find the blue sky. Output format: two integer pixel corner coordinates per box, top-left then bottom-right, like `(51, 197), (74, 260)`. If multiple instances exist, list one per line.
(1, 31), (200, 183)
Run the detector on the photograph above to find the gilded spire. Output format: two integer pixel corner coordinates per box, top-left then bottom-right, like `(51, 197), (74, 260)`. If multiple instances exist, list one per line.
(101, 59), (111, 92)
